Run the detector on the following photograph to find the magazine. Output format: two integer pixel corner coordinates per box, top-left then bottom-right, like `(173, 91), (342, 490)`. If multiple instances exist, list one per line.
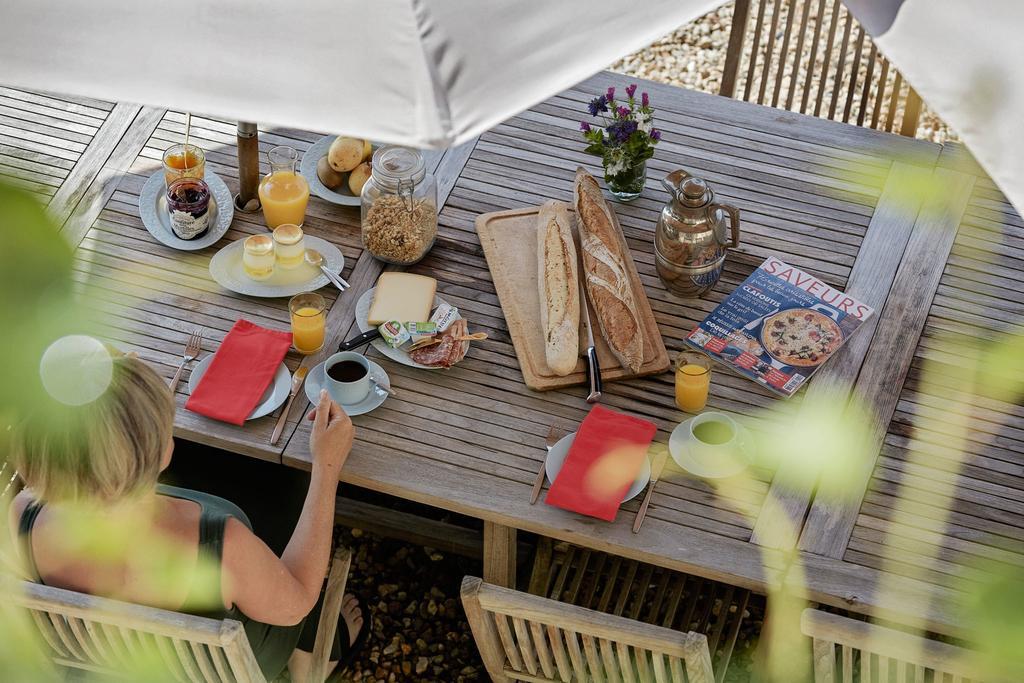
(684, 256), (874, 397)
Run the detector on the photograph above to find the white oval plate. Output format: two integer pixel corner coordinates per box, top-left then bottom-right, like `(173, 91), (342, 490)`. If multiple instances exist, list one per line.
(139, 170), (234, 251)
(355, 288), (462, 370)
(304, 358), (389, 417)
(668, 417), (755, 479)
(209, 235), (344, 298)
(300, 135), (377, 206)
(545, 431), (651, 504)
(187, 354), (291, 420)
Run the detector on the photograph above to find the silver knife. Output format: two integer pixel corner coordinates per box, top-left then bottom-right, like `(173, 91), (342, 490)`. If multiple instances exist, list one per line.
(271, 366), (308, 445)
(578, 274), (602, 403)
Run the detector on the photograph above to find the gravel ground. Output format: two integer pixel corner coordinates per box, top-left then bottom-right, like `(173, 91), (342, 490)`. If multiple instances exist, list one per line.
(610, 1), (954, 143)
(332, 525), (485, 683)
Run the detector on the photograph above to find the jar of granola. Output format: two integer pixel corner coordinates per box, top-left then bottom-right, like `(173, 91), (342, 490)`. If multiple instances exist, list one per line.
(360, 145), (437, 265)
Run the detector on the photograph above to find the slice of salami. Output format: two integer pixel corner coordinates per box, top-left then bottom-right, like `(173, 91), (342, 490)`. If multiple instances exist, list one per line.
(409, 335), (456, 366)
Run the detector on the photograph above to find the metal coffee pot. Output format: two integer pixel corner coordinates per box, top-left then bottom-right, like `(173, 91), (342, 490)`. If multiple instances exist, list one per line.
(654, 170), (740, 297)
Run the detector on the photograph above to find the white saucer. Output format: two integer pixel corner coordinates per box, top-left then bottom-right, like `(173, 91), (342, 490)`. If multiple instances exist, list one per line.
(668, 417), (755, 479)
(208, 235), (344, 298)
(545, 431), (652, 503)
(304, 358), (389, 417)
(300, 136), (379, 206)
(187, 354), (291, 420)
(139, 170), (234, 251)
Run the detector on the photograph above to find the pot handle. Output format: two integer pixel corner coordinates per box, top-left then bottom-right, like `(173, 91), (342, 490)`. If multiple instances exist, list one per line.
(709, 203), (740, 248)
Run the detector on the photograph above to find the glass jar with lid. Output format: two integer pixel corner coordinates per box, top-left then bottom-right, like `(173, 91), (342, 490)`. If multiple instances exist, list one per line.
(360, 145), (438, 265)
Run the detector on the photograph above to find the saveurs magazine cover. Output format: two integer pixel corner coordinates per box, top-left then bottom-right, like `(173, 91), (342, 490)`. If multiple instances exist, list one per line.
(684, 256), (875, 397)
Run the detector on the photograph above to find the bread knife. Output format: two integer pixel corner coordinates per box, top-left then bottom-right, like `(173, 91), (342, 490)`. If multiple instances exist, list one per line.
(579, 275), (602, 403)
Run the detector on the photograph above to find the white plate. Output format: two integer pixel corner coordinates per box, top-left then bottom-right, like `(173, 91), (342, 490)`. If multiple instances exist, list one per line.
(209, 235), (344, 298)
(186, 354), (291, 420)
(300, 135), (377, 206)
(355, 287), (462, 370)
(545, 431), (652, 504)
(668, 417), (755, 479)
(139, 170), (234, 251)
(304, 358), (389, 417)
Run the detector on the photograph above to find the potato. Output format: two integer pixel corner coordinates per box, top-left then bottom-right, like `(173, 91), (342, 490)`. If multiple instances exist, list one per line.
(348, 161), (372, 196)
(316, 155), (346, 189)
(328, 136), (363, 172)
(362, 140), (373, 162)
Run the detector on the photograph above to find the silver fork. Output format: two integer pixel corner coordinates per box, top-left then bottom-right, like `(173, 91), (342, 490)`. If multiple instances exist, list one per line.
(168, 328), (203, 393)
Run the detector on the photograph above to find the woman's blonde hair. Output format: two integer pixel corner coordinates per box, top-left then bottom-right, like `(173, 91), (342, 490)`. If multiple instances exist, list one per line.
(12, 353), (174, 502)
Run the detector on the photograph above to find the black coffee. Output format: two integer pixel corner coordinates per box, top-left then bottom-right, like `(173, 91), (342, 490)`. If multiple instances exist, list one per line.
(327, 360), (367, 383)
(693, 420), (733, 445)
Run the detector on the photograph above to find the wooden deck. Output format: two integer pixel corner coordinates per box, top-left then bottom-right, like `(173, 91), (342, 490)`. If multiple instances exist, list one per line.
(3, 73), (1021, 641)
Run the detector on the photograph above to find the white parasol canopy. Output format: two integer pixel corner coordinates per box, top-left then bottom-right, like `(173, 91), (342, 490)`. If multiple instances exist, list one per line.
(844, 0), (1024, 213)
(0, 0), (720, 148)
(2, 1), (1022, 213)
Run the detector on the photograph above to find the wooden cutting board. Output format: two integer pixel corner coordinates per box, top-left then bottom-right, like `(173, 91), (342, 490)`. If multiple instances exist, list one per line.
(476, 205), (670, 391)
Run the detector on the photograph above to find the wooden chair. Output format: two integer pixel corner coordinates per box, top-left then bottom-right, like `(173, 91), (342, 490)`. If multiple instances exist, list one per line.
(462, 575), (715, 683)
(801, 608), (983, 682)
(7, 547), (352, 683)
(720, 0), (923, 136)
(527, 538), (749, 682)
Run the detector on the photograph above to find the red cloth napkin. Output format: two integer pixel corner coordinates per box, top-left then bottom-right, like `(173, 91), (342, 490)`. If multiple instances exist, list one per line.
(545, 404), (657, 521)
(185, 319), (292, 426)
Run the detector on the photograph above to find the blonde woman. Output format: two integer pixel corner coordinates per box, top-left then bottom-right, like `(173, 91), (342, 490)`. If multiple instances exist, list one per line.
(7, 351), (365, 681)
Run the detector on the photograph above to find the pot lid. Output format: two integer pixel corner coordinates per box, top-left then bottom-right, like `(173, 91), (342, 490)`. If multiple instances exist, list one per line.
(680, 177), (710, 207)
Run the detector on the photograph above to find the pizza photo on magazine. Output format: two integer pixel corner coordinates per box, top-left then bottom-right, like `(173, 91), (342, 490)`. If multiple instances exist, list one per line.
(684, 256), (874, 397)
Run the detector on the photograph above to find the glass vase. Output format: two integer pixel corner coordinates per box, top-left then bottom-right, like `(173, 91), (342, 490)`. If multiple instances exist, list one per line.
(604, 158), (647, 202)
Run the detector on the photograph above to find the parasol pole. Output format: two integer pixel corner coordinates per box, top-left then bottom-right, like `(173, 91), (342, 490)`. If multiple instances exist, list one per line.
(234, 121), (261, 212)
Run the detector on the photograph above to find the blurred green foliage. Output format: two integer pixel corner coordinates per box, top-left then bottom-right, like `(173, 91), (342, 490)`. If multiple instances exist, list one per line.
(0, 183), (84, 425)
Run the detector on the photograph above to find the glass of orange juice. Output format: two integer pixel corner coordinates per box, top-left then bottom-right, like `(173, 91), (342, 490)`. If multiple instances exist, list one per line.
(675, 351), (711, 412)
(289, 292), (326, 354)
(162, 143), (205, 186)
(259, 145), (310, 228)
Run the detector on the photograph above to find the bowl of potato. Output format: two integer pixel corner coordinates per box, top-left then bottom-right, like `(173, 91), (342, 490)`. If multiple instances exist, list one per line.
(301, 134), (376, 206)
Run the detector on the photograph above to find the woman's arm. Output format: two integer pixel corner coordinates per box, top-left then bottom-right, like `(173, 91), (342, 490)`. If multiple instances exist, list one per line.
(221, 390), (353, 625)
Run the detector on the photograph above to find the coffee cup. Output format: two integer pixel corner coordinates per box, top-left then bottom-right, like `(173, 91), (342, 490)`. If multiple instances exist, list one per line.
(323, 352), (370, 405)
(686, 411), (744, 472)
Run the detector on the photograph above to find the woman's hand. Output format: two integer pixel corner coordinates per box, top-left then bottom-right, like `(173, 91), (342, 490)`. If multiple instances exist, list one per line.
(306, 390), (353, 474)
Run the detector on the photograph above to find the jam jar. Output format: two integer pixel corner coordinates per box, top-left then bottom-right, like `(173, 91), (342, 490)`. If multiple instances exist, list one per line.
(166, 177), (211, 240)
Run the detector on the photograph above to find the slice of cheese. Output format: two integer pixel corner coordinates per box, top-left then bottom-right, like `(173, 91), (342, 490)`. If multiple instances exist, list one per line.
(367, 272), (437, 325)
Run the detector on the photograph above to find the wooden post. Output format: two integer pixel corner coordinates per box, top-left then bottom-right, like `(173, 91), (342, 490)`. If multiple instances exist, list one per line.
(899, 88), (924, 137)
(483, 521), (518, 588)
(235, 121), (261, 211)
(720, 0), (752, 98)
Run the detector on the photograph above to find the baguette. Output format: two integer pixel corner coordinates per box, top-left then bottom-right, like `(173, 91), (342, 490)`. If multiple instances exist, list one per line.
(573, 167), (644, 373)
(537, 200), (579, 376)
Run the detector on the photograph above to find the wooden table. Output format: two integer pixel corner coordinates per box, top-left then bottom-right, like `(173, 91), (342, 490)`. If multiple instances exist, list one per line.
(790, 142), (1024, 639)
(6, 73), (1018, 640)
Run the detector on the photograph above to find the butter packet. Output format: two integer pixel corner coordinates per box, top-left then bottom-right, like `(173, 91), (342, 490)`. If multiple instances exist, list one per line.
(429, 303), (459, 332)
(378, 320), (410, 348)
(406, 321), (438, 345)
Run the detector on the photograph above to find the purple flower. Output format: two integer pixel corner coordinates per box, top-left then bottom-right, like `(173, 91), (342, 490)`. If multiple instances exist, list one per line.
(580, 121), (591, 132)
(616, 106), (630, 119)
(650, 128), (662, 142)
(606, 86), (615, 102)
(641, 92), (649, 107)
(587, 95), (608, 116)
(608, 119), (638, 144)
(626, 84), (637, 99)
